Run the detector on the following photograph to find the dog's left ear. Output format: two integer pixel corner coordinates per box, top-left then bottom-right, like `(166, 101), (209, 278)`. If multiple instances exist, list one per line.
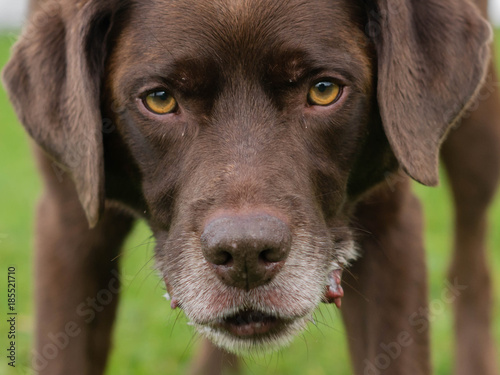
(2, 0), (121, 227)
(367, 0), (491, 186)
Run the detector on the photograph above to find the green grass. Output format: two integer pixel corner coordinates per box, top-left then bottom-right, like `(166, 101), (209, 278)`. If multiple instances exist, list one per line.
(0, 31), (499, 374)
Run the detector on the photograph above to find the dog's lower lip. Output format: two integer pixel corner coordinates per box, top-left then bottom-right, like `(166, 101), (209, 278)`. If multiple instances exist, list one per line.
(214, 310), (284, 337)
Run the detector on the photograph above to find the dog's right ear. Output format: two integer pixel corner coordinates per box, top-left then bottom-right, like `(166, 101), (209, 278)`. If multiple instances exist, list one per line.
(2, 0), (121, 228)
(365, 0), (491, 187)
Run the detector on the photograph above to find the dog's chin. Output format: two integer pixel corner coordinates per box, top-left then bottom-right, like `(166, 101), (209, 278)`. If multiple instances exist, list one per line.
(195, 311), (311, 355)
(163, 254), (350, 354)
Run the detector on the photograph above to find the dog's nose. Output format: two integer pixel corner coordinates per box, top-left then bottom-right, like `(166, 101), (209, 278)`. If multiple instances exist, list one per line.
(201, 213), (292, 290)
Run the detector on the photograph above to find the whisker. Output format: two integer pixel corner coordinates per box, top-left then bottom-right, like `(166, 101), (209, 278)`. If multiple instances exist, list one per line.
(112, 234), (156, 261)
(181, 331), (201, 362)
(169, 309), (185, 338)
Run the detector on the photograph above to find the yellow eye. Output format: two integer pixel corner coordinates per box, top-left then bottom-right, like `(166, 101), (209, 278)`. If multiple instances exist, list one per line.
(308, 81), (341, 106)
(144, 91), (177, 114)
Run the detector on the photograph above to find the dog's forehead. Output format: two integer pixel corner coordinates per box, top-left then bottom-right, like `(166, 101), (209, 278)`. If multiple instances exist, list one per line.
(129, 0), (359, 37)
(123, 0), (365, 56)
(111, 0), (370, 93)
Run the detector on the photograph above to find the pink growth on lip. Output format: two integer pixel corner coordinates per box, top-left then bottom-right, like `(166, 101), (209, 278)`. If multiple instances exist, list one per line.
(163, 278), (178, 309)
(324, 269), (344, 308)
(170, 297), (180, 310)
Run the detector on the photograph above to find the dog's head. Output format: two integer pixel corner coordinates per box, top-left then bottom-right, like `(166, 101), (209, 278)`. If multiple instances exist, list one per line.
(3, 0), (490, 353)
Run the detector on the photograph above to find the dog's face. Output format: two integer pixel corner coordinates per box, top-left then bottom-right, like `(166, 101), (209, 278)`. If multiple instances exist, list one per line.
(2, 0), (490, 355)
(105, 0), (372, 352)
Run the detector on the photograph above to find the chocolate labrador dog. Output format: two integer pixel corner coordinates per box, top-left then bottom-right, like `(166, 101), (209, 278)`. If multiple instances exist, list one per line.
(3, 0), (499, 374)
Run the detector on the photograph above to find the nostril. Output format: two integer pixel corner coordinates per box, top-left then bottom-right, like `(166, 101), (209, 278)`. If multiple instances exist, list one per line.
(212, 250), (233, 266)
(259, 248), (282, 264)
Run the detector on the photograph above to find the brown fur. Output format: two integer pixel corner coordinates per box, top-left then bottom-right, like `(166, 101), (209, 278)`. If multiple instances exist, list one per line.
(2, 0), (499, 374)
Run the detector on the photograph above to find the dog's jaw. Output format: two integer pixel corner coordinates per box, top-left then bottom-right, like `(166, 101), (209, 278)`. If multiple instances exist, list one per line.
(157, 232), (358, 354)
(193, 267), (348, 354)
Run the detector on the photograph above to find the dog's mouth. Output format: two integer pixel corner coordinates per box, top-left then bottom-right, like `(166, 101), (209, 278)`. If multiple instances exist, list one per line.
(195, 308), (309, 354)
(163, 267), (345, 353)
(213, 309), (288, 338)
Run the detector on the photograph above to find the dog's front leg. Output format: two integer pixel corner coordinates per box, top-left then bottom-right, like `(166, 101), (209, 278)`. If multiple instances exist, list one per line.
(342, 179), (430, 375)
(441, 59), (500, 375)
(32, 152), (135, 375)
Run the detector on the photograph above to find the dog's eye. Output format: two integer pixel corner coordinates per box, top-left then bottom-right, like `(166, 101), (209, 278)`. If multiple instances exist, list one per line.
(143, 91), (177, 114)
(308, 81), (341, 106)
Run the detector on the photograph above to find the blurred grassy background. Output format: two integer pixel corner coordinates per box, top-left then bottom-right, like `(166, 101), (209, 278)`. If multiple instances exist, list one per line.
(0, 30), (499, 374)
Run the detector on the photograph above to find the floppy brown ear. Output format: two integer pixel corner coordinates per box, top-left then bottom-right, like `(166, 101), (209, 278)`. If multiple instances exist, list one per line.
(367, 0), (491, 186)
(2, 0), (120, 227)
